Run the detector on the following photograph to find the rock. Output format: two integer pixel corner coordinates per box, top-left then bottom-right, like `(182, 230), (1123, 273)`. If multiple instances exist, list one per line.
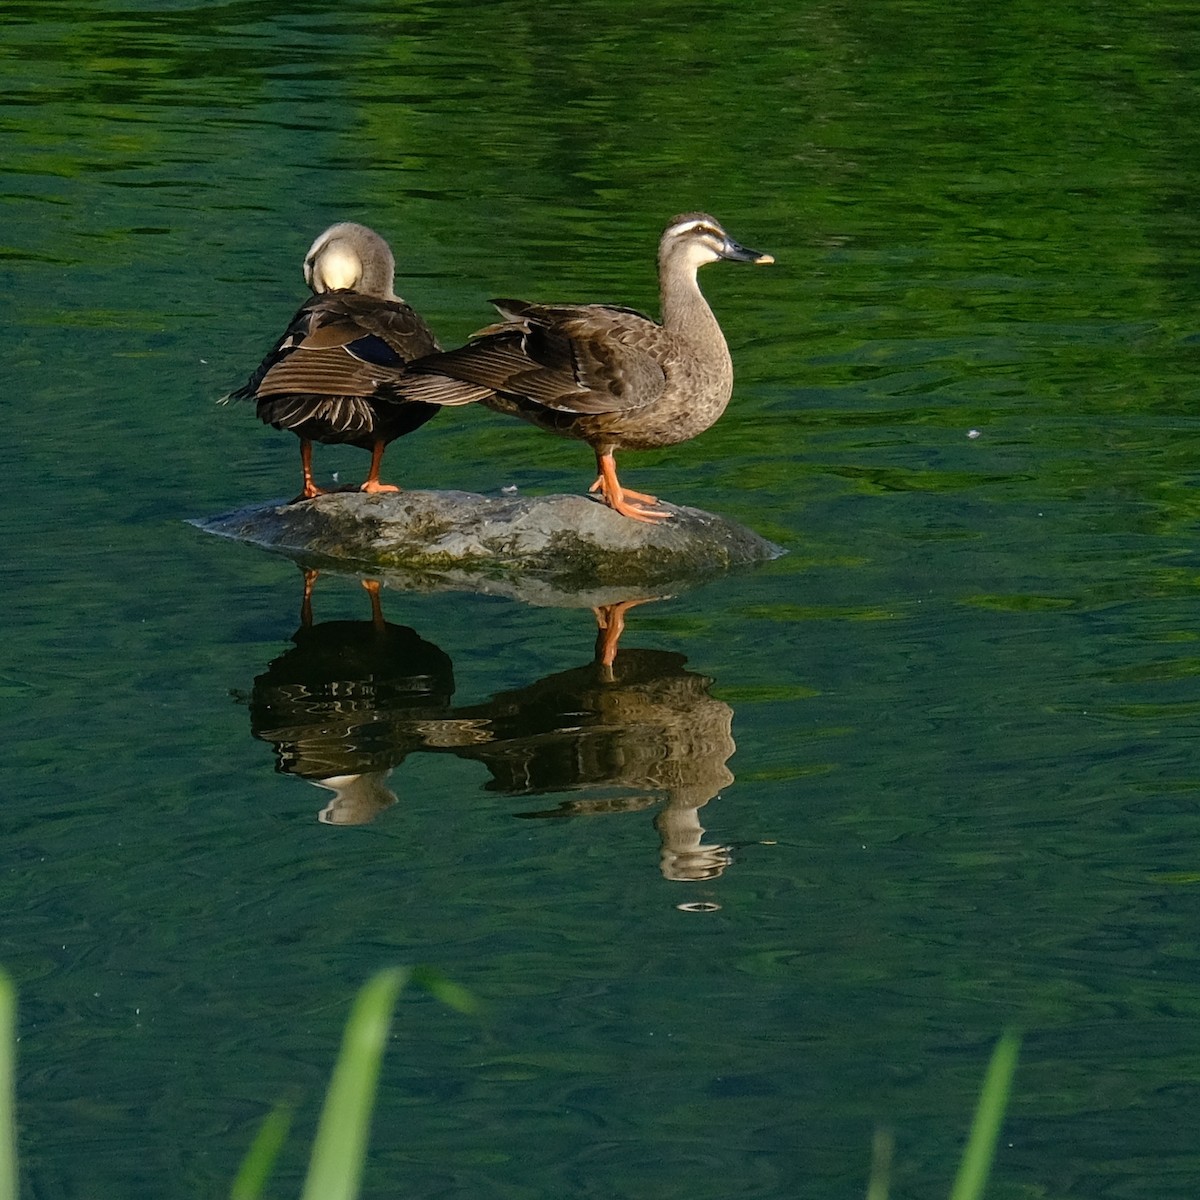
(194, 489), (783, 607)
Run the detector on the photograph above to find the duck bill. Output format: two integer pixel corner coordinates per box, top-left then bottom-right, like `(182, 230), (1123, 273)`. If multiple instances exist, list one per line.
(720, 237), (774, 265)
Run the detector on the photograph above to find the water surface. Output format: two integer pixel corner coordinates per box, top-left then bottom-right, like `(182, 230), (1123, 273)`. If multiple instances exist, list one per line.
(5, 1), (1200, 1196)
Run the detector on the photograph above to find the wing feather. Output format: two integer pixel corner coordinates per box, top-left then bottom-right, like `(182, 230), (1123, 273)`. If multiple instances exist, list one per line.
(226, 290), (455, 436)
(401, 300), (667, 416)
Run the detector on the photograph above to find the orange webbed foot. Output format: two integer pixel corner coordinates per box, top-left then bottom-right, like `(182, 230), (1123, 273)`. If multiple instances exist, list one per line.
(360, 480), (401, 495)
(590, 451), (670, 522)
(290, 483), (330, 504)
(589, 476), (659, 506)
(606, 493), (672, 523)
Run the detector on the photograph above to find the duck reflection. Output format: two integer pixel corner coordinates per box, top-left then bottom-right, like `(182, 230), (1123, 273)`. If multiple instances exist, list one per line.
(452, 641), (734, 880)
(248, 571), (457, 824)
(245, 577), (735, 878)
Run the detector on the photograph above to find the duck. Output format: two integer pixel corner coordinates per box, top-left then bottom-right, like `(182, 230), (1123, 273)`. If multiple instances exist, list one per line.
(395, 212), (773, 521)
(226, 221), (455, 502)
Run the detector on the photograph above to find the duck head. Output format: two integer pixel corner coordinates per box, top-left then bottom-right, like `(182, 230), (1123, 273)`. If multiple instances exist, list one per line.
(659, 212), (774, 272)
(303, 221), (398, 298)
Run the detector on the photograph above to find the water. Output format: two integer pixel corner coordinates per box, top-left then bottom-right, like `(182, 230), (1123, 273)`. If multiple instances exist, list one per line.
(5, 0), (1200, 1195)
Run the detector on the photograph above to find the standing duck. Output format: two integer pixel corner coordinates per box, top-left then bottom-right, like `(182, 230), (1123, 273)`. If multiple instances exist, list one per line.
(396, 213), (773, 521)
(227, 221), (451, 502)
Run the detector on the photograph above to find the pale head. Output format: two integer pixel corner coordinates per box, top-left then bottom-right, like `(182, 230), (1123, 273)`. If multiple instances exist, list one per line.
(303, 221), (398, 298)
(658, 212), (774, 274)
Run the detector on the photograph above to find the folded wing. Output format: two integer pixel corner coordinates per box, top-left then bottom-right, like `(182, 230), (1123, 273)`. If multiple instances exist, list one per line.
(401, 300), (667, 415)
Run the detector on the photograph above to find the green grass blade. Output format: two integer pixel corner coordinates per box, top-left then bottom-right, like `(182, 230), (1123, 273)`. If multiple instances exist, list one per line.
(299, 968), (410, 1200)
(409, 967), (479, 1015)
(0, 970), (16, 1200)
(230, 1102), (294, 1200)
(949, 1029), (1022, 1200)
(866, 1126), (894, 1200)
(0, 976), (13, 1200)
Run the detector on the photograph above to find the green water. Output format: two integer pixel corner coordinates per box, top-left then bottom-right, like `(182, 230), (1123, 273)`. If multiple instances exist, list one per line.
(6, 1), (1200, 1196)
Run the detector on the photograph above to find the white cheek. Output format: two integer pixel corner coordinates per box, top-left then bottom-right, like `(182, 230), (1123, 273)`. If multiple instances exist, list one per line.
(685, 242), (722, 269)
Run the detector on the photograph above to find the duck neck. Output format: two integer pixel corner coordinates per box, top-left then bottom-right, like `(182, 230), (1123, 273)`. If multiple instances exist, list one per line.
(360, 259), (399, 301)
(659, 256), (726, 354)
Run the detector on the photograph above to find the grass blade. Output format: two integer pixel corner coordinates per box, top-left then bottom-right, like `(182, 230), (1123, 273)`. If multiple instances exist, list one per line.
(299, 967), (410, 1200)
(409, 967), (478, 1015)
(866, 1126), (894, 1200)
(0, 970), (16, 1200)
(949, 1029), (1021, 1200)
(230, 1102), (294, 1200)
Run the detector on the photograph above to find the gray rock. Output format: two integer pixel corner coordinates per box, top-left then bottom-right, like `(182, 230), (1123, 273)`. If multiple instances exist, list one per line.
(194, 489), (783, 607)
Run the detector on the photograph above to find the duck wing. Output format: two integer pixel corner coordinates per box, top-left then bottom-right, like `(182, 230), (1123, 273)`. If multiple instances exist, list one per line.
(226, 293), (444, 435)
(319, 291), (441, 361)
(401, 300), (667, 415)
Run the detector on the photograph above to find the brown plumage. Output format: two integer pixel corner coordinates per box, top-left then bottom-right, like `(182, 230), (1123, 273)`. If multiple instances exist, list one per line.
(398, 213), (773, 521)
(227, 221), (452, 502)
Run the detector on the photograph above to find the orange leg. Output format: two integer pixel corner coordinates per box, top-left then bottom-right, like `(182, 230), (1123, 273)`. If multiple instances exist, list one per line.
(361, 578), (386, 629)
(295, 438), (329, 501)
(360, 439), (400, 494)
(300, 567), (319, 627)
(593, 603), (629, 673)
(593, 598), (657, 671)
(591, 450), (670, 522)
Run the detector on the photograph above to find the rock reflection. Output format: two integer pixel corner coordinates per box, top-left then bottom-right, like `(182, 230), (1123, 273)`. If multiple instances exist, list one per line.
(244, 577), (736, 878)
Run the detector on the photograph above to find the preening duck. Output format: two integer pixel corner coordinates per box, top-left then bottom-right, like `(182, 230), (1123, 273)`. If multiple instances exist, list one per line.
(227, 221), (452, 502)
